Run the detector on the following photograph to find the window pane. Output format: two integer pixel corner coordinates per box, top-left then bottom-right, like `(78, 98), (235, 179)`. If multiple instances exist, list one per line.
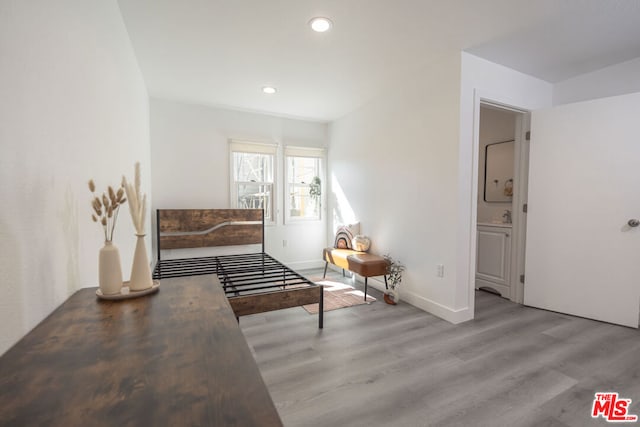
(286, 155), (321, 221)
(234, 152), (273, 182)
(287, 157), (318, 184)
(237, 182), (272, 220)
(288, 183), (320, 219)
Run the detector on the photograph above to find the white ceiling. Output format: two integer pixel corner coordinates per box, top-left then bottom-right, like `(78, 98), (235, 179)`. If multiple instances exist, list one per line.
(117, 0), (640, 122)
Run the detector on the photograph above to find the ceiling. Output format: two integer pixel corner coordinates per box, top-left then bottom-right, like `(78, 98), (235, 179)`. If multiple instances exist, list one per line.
(117, 0), (640, 122)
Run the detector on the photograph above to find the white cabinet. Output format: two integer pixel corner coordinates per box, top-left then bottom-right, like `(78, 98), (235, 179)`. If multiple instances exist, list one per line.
(476, 224), (511, 298)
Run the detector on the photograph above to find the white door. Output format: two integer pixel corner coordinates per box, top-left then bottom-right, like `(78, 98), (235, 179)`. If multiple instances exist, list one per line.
(524, 92), (640, 328)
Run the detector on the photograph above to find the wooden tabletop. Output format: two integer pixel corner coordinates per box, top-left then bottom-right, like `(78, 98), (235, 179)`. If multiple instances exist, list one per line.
(0, 275), (282, 427)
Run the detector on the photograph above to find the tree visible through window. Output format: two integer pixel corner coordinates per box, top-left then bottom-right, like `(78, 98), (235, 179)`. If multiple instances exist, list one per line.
(232, 151), (274, 222)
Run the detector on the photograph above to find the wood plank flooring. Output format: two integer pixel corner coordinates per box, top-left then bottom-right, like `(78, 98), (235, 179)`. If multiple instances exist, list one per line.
(240, 269), (640, 427)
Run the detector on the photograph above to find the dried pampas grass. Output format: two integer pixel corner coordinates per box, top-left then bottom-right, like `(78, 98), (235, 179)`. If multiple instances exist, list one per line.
(123, 162), (147, 235)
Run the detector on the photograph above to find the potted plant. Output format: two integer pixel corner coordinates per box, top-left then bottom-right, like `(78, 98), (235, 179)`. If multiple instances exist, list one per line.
(88, 179), (127, 295)
(383, 255), (405, 305)
(122, 162), (153, 291)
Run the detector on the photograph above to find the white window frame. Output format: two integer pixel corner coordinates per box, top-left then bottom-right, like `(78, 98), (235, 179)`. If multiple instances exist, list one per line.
(229, 140), (277, 225)
(284, 146), (325, 224)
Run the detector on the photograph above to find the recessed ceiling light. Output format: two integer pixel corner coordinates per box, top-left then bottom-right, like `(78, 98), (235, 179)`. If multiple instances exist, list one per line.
(262, 86), (277, 94)
(309, 17), (332, 33)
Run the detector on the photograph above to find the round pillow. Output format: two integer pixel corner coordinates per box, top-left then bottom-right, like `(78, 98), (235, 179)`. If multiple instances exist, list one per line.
(351, 235), (371, 252)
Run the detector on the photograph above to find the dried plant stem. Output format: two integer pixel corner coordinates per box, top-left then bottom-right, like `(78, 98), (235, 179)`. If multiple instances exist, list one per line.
(88, 178), (127, 243)
(109, 205), (120, 241)
(123, 162), (146, 235)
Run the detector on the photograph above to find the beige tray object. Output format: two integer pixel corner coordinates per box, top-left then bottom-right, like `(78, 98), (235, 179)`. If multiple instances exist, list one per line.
(96, 280), (160, 300)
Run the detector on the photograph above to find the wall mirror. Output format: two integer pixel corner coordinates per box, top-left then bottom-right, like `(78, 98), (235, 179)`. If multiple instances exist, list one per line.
(484, 140), (514, 202)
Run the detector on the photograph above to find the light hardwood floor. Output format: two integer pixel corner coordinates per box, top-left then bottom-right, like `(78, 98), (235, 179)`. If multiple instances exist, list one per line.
(240, 269), (640, 427)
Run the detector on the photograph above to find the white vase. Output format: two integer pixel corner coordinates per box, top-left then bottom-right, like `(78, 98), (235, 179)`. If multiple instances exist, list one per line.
(129, 234), (153, 291)
(99, 241), (123, 295)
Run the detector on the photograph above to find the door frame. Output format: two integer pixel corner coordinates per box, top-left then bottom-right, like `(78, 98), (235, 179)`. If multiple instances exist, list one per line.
(471, 91), (530, 307)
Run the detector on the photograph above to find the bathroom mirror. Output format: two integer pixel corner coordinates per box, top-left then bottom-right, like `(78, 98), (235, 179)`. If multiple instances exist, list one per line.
(484, 140), (514, 202)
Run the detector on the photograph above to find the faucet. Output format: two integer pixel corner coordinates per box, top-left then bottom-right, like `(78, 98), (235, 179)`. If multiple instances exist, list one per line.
(502, 209), (512, 224)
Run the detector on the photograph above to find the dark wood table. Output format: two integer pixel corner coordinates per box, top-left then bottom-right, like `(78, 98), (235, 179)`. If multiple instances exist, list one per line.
(0, 275), (283, 427)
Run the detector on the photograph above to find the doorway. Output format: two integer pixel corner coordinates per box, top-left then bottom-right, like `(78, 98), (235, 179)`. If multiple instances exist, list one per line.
(474, 102), (529, 306)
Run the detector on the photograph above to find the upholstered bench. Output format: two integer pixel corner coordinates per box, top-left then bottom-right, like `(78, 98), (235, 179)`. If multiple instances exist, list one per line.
(322, 248), (389, 300)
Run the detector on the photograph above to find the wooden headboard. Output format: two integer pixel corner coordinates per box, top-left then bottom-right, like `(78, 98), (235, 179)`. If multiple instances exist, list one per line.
(156, 209), (264, 260)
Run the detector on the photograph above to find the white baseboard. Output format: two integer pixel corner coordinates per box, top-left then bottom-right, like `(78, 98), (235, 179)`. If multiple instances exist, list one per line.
(355, 276), (474, 324)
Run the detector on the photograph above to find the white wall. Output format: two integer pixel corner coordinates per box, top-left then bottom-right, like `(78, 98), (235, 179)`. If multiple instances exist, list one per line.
(477, 106), (517, 223)
(458, 52), (553, 321)
(328, 53), (552, 324)
(150, 98), (328, 269)
(0, 0), (150, 355)
(329, 52), (462, 320)
(553, 57), (640, 106)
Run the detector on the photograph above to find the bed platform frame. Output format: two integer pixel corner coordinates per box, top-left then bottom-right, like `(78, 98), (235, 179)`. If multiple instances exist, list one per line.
(153, 209), (323, 328)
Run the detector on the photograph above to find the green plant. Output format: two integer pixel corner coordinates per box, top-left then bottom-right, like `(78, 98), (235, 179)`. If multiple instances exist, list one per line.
(383, 254), (405, 290)
(309, 176), (321, 201)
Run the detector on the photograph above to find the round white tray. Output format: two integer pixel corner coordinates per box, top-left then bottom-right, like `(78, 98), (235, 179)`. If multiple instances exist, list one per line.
(96, 280), (160, 300)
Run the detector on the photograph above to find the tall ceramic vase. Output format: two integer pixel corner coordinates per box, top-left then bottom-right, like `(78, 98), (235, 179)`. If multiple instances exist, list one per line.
(99, 241), (123, 295)
(129, 234), (153, 291)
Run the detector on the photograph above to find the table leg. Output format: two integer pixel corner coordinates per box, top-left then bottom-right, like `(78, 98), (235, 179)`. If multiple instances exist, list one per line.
(319, 285), (324, 329)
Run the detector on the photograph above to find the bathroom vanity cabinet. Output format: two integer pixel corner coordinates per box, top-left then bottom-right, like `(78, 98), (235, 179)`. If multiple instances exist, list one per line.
(476, 223), (512, 298)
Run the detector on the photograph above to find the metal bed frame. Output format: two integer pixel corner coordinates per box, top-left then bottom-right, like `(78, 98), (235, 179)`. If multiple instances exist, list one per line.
(153, 209), (323, 328)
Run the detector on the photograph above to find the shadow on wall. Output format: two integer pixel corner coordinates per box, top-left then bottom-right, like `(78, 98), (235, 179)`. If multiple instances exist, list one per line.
(0, 217), (25, 354)
(60, 186), (80, 295)
(330, 173), (356, 231)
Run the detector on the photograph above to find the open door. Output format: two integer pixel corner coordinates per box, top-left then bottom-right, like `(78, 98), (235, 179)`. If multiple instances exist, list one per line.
(524, 92), (640, 328)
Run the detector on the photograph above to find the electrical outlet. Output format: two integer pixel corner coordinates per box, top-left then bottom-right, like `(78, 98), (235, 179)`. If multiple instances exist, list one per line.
(436, 264), (444, 277)
(283, 239), (287, 247)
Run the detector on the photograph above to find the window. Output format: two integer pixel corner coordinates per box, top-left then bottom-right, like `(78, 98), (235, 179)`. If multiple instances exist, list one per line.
(230, 141), (277, 223)
(285, 147), (324, 222)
